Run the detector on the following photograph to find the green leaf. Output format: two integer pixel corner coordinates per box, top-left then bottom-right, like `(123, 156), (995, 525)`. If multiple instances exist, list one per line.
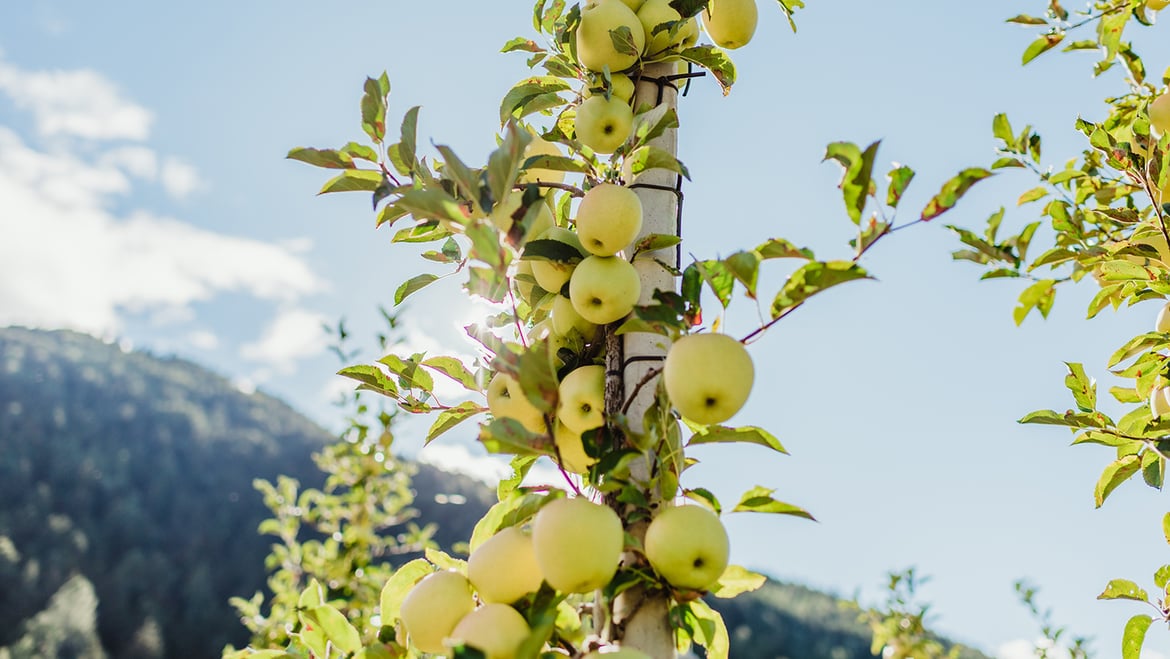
(521, 238), (586, 263)
(394, 273), (441, 306)
(478, 418), (551, 457)
(361, 72), (391, 144)
(499, 77), (572, 125)
(1123, 615), (1152, 659)
(1017, 186), (1048, 205)
(992, 113), (1015, 144)
(1142, 449), (1164, 489)
(287, 147), (355, 169)
(1098, 578), (1149, 602)
(469, 491), (559, 552)
(425, 547), (466, 572)
(920, 168), (993, 221)
(823, 141), (879, 224)
(687, 424), (788, 455)
(426, 401), (486, 444)
(502, 36), (544, 53)
(695, 259), (735, 308)
(379, 559), (432, 628)
(770, 261), (870, 318)
(1163, 512), (1170, 545)
(393, 106), (421, 176)
(1022, 33), (1064, 65)
(395, 187), (469, 226)
(1064, 362), (1096, 412)
(886, 164), (915, 208)
(318, 169), (385, 195)
(630, 104), (680, 148)
(710, 565), (767, 598)
(634, 233), (682, 254)
(756, 238), (814, 260)
(1094, 454), (1141, 508)
(1006, 14), (1048, 25)
(487, 122), (532, 204)
(679, 45), (736, 94)
(686, 599), (731, 659)
(422, 356), (480, 392)
(302, 605), (362, 656)
(1012, 279), (1056, 325)
(625, 145), (691, 179)
(724, 251), (762, 299)
(731, 486), (815, 520)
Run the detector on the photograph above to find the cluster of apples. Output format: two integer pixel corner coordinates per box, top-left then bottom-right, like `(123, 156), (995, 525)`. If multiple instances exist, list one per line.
(398, 497), (729, 657)
(573, 0), (759, 154)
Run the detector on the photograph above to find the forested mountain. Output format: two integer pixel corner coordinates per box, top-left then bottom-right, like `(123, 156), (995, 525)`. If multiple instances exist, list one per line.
(0, 327), (990, 659)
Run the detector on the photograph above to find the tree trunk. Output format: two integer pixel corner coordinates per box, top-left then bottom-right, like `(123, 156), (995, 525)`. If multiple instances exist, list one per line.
(605, 60), (681, 659)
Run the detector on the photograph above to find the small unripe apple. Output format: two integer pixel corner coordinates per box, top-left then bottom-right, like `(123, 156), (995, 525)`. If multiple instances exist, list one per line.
(519, 132), (566, 185)
(528, 226), (585, 294)
(586, 73), (636, 103)
(552, 294), (599, 340)
(583, 648), (652, 658)
(576, 0), (646, 73)
(447, 603), (531, 659)
(637, 0), (699, 55)
(576, 183), (643, 256)
(399, 570), (476, 654)
(553, 421), (597, 473)
(468, 526), (544, 604)
(663, 333), (754, 425)
(569, 255), (641, 324)
(643, 504), (730, 590)
(701, 0), (758, 50)
(1151, 93), (1170, 136)
(1152, 386), (1170, 419)
(532, 497), (623, 593)
(575, 95), (634, 154)
(487, 372), (547, 434)
(558, 364), (606, 434)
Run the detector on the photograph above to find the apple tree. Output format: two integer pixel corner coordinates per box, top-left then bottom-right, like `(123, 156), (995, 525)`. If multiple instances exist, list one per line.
(228, 0), (989, 657)
(944, 1), (1170, 656)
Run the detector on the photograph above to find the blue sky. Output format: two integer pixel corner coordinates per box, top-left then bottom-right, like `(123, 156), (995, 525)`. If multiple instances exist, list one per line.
(3, 1), (1170, 656)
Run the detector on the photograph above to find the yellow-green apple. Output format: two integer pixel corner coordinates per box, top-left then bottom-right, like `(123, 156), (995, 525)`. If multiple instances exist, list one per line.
(663, 333), (753, 425)
(586, 73), (636, 103)
(615, 0), (646, 11)
(528, 226), (584, 294)
(467, 526), (544, 604)
(532, 496), (623, 593)
(1152, 93), (1170, 136)
(1153, 386), (1170, 419)
(519, 132), (566, 185)
(491, 190), (555, 242)
(643, 504), (730, 590)
(576, 0), (646, 73)
(487, 372), (547, 434)
(575, 183), (643, 256)
(701, 0), (758, 49)
(1158, 303), (1170, 333)
(553, 421), (597, 473)
(528, 319), (572, 360)
(552, 294), (599, 340)
(575, 95), (634, 154)
(569, 255), (641, 324)
(637, 0), (699, 55)
(583, 648), (652, 658)
(557, 364), (605, 434)
(447, 603), (531, 659)
(399, 570), (476, 654)
(513, 260), (538, 303)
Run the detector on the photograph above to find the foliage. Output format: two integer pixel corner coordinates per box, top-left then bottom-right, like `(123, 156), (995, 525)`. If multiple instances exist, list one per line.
(949, 1), (1170, 655)
(1013, 580), (1093, 659)
(851, 569), (972, 659)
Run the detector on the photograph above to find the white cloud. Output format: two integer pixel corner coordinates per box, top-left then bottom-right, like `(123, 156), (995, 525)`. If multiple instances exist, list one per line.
(0, 59), (152, 141)
(187, 330), (219, 351)
(241, 308), (329, 370)
(160, 157), (203, 198)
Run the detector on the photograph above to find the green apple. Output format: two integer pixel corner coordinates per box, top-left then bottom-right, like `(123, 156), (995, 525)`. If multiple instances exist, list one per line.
(491, 190), (555, 242)
(583, 648), (652, 658)
(575, 183), (643, 256)
(663, 333), (753, 425)
(643, 505), (729, 591)
(575, 95), (634, 154)
(528, 319), (571, 359)
(488, 372), (548, 435)
(576, 0), (646, 73)
(447, 603), (531, 659)
(1158, 303), (1170, 333)
(1154, 386), (1170, 419)
(1151, 93), (1170, 136)
(513, 260), (538, 303)
(615, 0), (646, 11)
(552, 294), (599, 340)
(527, 226), (585, 294)
(399, 570), (476, 654)
(569, 256), (641, 324)
(467, 526), (544, 604)
(519, 132), (566, 185)
(532, 496), (624, 593)
(553, 421), (597, 474)
(701, 0), (758, 50)
(586, 73), (636, 103)
(637, 0), (699, 55)
(557, 364), (606, 434)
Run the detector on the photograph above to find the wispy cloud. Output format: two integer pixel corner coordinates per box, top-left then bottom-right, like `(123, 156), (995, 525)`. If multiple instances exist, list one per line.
(0, 59), (152, 140)
(241, 308), (329, 370)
